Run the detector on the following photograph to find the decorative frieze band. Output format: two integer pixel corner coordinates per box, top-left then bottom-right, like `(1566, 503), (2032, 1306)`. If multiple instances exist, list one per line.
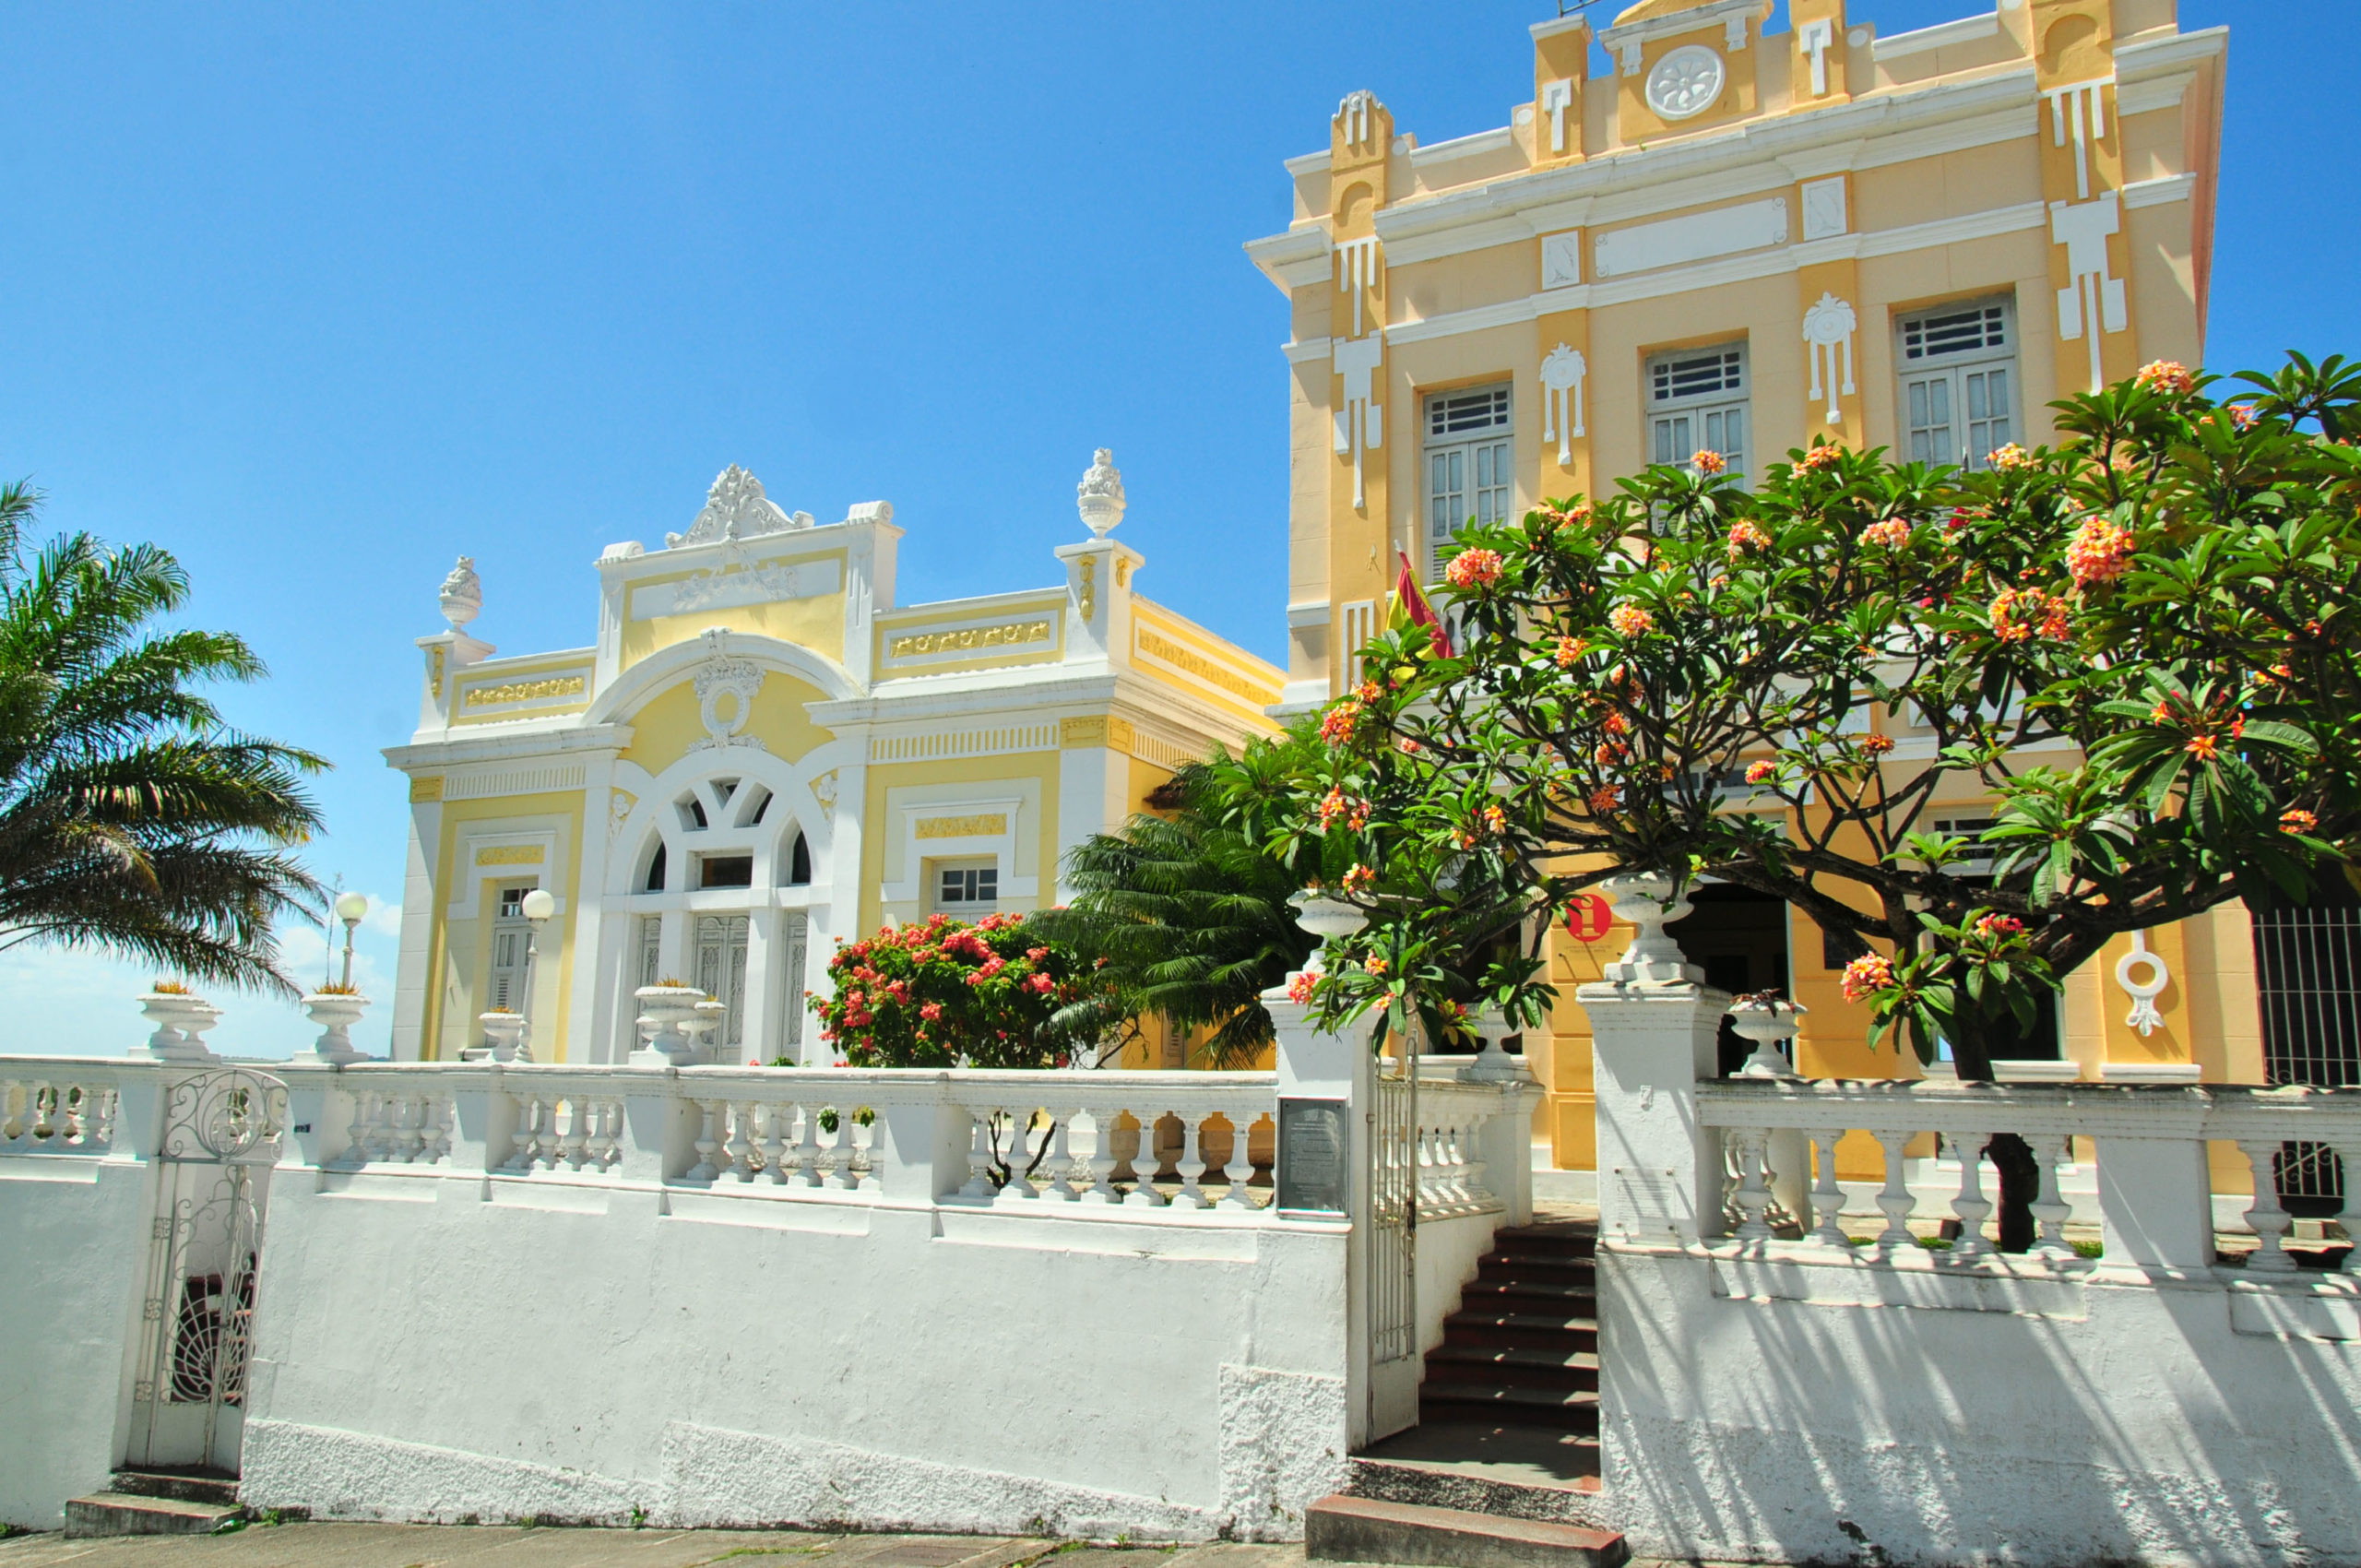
(1136, 627), (1274, 706)
(473, 844), (546, 866)
(887, 619), (1054, 660)
(915, 813), (1009, 840)
(460, 674), (588, 709)
(869, 723), (1060, 766)
(440, 764), (591, 802)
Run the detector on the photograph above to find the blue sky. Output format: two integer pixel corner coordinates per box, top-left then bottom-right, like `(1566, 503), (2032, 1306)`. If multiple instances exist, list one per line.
(0, 0), (2323, 1056)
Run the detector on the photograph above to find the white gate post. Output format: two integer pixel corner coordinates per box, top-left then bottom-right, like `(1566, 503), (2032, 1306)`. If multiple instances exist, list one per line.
(1580, 874), (1730, 1247)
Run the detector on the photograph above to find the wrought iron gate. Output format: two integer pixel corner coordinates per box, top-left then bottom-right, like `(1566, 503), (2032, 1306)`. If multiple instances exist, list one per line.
(125, 1068), (286, 1474)
(2251, 882), (2361, 1209)
(1370, 1054), (1418, 1365)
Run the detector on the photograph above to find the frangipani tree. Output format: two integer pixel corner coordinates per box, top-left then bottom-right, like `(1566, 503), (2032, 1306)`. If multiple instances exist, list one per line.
(1281, 356), (2361, 1241)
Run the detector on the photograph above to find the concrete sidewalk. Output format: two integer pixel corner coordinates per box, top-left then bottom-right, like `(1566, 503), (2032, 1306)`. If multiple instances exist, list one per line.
(0, 1527), (1296, 1568)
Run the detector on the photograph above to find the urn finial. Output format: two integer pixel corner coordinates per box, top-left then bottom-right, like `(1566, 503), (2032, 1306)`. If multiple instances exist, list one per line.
(438, 555), (482, 631)
(1077, 448), (1127, 538)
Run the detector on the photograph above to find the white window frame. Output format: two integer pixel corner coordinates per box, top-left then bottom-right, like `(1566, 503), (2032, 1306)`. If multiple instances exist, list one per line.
(488, 882), (536, 1014)
(1422, 384), (1514, 580)
(1646, 342), (1749, 481)
(1895, 297), (2018, 471)
(931, 859), (1000, 917)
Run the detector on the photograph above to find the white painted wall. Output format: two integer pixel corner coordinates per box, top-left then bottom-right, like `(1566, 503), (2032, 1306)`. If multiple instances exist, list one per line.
(1600, 1246), (2361, 1567)
(0, 1155), (151, 1528)
(242, 1175), (1352, 1539)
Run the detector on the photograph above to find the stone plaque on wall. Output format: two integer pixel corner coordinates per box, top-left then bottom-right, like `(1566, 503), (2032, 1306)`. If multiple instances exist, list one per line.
(1276, 1097), (1348, 1214)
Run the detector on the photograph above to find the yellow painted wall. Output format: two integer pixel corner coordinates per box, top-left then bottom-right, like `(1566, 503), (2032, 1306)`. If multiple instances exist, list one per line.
(424, 787), (587, 1062)
(621, 672), (835, 778)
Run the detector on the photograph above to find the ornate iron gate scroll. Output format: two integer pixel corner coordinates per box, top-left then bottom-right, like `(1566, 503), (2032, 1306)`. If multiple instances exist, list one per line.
(126, 1068), (286, 1474)
(1370, 1057), (1418, 1364)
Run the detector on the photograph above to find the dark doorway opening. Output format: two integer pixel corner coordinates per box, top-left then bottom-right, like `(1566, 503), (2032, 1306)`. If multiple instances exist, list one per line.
(1667, 885), (1789, 1076)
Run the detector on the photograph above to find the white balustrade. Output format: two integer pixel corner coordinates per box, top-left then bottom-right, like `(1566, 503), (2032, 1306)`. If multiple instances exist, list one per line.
(1407, 1082), (1505, 1218)
(935, 1074), (1276, 1211)
(1696, 1078), (2361, 1277)
(0, 1071), (118, 1154)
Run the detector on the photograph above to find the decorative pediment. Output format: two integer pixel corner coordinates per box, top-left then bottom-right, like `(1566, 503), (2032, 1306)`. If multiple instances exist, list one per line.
(666, 466), (813, 551)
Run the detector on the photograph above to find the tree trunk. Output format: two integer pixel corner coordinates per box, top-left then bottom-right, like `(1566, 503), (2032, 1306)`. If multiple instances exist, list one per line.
(1949, 1011), (2038, 1253)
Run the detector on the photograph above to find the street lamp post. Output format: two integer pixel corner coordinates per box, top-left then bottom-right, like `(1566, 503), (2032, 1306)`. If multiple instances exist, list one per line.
(517, 888), (557, 1063)
(334, 890), (370, 990)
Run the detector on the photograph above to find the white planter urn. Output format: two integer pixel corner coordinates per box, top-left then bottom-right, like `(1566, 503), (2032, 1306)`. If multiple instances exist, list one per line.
(630, 985), (712, 1066)
(1727, 996), (1806, 1079)
(136, 992), (220, 1063)
(1596, 873), (1704, 986)
(1462, 1008), (1536, 1083)
(1286, 891), (1369, 985)
(694, 1000), (731, 1063)
(475, 1011), (528, 1063)
(294, 992), (372, 1065)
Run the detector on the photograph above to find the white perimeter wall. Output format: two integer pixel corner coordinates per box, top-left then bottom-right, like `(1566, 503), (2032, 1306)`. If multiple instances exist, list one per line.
(1602, 1248), (2361, 1568)
(239, 1174), (1355, 1541)
(0, 1157), (153, 1528)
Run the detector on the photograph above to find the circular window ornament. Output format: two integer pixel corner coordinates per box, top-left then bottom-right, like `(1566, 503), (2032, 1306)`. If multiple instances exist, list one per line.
(1646, 44), (1726, 121)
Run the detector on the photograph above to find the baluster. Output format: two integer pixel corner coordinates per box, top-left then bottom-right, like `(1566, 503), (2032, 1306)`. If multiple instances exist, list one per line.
(592, 1099), (621, 1170)
(504, 1094), (540, 1172)
(1172, 1112), (1210, 1209)
(29, 1082), (54, 1144)
(1080, 1110), (1121, 1203)
(827, 1107), (862, 1190)
(684, 1100), (722, 1182)
(1039, 1114), (1078, 1200)
(369, 1091), (401, 1163)
(958, 1109), (996, 1199)
(1219, 1113), (1256, 1209)
(0, 1081), (18, 1149)
(341, 1088), (373, 1167)
(1945, 1129), (1992, 1258)
(2320, 1139), (2361, 1277)
(724, 1100), (757, 1181)
(843, 1111), (875, 1192)
(2030, 1134), (2075, 1260)
(797, 1104), (826, 1187)
(2236, 1140), (2296, 1274)
(560, 1098), (591, 1170)
(535, 1096), (565, 1170)
(1730, 1129), (1775, 1241)
(1461, 1113), (1492, 1206)
(762, 1101), (789, 1184)
(1125, 1111), (1164, 1207)
(424, 1094), (454, 1164)
(1874, 1131), (1917, 1249)
(999, 1109), (1038, 1199)
(1808, 1131), (1849, 1246)
(401, 1094), (431, 1162)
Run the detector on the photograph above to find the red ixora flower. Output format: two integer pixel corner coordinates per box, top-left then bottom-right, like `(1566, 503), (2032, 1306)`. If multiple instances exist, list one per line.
(2281, 808), (2319, 835)
(1445, 547), (1504, 589)
(1744, 759), (1776, 785)
(1860, 733), (1895, 755)
(1976, 914), (2025, 937)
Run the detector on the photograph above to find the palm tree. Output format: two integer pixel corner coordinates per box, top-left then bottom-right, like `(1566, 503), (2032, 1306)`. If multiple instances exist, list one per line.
(1037, 742), (1319, 1068)
(0, 481), (327, 993)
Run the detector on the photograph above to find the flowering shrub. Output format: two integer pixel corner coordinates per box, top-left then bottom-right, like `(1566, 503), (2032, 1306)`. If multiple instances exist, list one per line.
(1798, 442), (1845, 471)
(1840, 954), (1895, 1004)
(1726, 519), (1771, 559)
(2135, 359), (2195, 396)
(814, 913), (1101, 1068)
(1861, 518), (1912, 549)
(1608, 603), (1655, 638)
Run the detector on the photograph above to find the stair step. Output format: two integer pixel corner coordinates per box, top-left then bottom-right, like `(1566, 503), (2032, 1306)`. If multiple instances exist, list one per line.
(1307, 1493), (1626, 1568)
(1492, 1226), (1597, 1256)
(1426, 1346), (1599, 1391)
(1422, 1386), (1601, 1432)
(1477, 1253), (1595, 1277)
(1459, 1280), (1596, 1307)
(65, 1491), (243, 1538)
(108, 1469), (242, 1507)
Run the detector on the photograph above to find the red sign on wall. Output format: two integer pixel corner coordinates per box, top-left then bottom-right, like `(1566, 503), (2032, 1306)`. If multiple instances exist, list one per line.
(1565, 893), (1613, 944)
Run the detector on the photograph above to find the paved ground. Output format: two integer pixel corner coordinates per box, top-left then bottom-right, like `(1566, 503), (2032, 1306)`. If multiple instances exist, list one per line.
(0, 1526), (1711, 1568)
(0, 1528), (1305, 1568)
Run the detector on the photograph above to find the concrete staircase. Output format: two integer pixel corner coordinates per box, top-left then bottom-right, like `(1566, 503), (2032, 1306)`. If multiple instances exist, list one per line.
(1309, 1217), (1625, 1567)
(65, 1469), (244, 1538)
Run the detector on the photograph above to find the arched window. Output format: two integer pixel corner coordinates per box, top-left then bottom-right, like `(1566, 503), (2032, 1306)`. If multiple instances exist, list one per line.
(789, 830), (813, 886)
(643, 841), (668, 893)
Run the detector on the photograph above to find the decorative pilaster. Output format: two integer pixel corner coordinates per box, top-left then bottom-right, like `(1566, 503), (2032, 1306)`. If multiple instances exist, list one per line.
(1325, 89), (1394, 695)
(2033, 0), (2138, 394)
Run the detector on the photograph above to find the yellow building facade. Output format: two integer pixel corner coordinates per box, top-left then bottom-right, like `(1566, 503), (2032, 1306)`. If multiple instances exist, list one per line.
(386, 455), (1280, 1064)
(1244, 0), (2239, 1173)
